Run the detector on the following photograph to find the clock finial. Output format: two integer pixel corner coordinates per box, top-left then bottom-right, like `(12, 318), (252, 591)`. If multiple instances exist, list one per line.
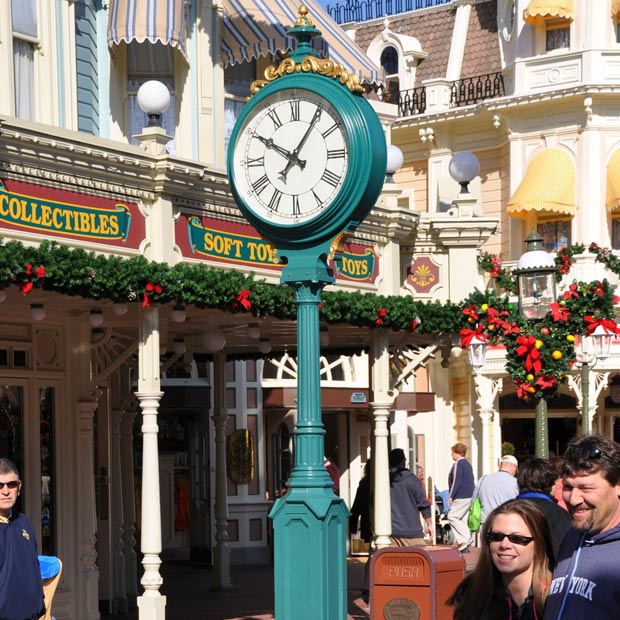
(287, 5), (322, 62)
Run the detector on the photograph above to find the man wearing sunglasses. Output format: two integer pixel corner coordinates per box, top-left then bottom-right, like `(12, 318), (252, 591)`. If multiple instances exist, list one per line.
(543, 435), (620, 620)
(0, 458), (45, 620)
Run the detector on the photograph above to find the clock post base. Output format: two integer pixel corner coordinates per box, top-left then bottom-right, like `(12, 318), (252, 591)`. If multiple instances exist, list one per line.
(269, 487), (348, 620)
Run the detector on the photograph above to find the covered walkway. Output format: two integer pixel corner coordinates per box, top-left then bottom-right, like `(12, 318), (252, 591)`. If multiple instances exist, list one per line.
(102, 550), (479, 620)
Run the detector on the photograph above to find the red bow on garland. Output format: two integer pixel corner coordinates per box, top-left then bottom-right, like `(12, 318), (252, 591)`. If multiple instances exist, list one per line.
(231, 289), (251, 311)
(142, 282), (163, 307)
(19, 264), (46, 295)
(375, 308), (387, 326)
(584, 316), (619, 336)
(515, 335), (542, 376)
(460, 324), (487, 348)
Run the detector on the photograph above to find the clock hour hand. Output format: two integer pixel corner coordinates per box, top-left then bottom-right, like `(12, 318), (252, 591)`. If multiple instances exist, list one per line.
(254, 134), (294, 161)
(278, 106), (322, 180)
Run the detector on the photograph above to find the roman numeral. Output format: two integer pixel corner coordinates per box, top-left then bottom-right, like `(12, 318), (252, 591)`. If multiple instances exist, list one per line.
(292, 195), (300, 215)
(327, 149), (345, 160)
(321, 169), (340, 187)
(246, 156), (264, 167)
(290, 100), (300, 122)
(268, 190), (282, 212)
(322, 123), (339, 138)
(268, 109), (282, 128)
(252, 174), (270, 195)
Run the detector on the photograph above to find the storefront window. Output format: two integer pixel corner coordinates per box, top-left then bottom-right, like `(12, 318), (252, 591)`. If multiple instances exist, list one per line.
(546, 21), (570, 51)
(537, 220), (571, 251)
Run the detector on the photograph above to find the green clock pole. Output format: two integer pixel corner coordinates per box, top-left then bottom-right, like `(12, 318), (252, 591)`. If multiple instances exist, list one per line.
(226, 7), (386, 618)
(270, 247), (349, 620)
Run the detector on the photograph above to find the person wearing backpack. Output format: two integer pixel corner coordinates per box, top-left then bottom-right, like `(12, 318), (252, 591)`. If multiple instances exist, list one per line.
(471, 455), (519, 531)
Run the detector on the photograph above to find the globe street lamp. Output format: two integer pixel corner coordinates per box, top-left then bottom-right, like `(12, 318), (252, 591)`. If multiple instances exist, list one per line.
(514, 231), (557, 457)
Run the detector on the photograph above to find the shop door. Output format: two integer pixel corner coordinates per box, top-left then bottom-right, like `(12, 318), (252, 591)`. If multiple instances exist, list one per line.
(0, 380), (60, 556)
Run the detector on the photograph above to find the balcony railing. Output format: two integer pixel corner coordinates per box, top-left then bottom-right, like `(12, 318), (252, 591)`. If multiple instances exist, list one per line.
(393, 86), (427, 116)
(373, 72), (504, 117)
(450, 73), (505, 107)
(327, 0), (451, 24)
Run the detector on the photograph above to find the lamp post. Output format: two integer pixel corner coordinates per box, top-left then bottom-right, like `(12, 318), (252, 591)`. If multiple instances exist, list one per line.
(574, 325), (613, 434)
(514, 231), (557, 458)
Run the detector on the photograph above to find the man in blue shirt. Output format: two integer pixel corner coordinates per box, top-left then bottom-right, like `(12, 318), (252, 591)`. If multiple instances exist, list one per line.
(0, 458), (45, 620)
(544, 435), (620, 619)
(447, 443), (475, 552)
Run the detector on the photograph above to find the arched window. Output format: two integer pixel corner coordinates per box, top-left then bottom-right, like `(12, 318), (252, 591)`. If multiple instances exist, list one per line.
(380, 46), (400, 103)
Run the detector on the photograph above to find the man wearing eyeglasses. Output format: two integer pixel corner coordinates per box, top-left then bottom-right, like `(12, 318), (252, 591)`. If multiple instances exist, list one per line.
(543, 435), (620, 620)
(0, 458), (45, 620)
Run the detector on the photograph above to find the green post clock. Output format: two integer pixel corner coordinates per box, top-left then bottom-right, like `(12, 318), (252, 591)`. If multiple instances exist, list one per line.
(227, 7), (386, 620)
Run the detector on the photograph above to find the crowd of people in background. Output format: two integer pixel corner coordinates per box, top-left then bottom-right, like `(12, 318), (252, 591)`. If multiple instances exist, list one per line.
(349, 433), (620, 619)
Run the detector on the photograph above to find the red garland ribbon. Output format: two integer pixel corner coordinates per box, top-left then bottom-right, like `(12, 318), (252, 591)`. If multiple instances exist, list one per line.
(231, 289), (251, 311)
(20, 263), (46, 295)
(584, 316), (619, 336)
(142, 282), (163, 307)
(460, 324), (487, 348)
(375, 308), (387, 326)
(515, 335), (542, 376)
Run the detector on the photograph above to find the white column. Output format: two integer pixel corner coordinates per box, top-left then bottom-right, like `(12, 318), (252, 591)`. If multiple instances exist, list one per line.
(473, 374), (503, 475)
(77, 399), (100, 620)
(111, 371), (128, 613)
(136, 306), (166, 620)
(121, 401), (139, 608)
(369, 331), (395, 549)
(211, 351), (232, 589)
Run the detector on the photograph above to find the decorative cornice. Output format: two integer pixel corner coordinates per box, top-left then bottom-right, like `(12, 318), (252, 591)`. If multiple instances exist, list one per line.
(251, 55), (363, 95)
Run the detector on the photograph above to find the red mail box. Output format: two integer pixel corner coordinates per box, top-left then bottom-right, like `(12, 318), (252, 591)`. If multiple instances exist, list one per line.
(370, 545), (465, 619)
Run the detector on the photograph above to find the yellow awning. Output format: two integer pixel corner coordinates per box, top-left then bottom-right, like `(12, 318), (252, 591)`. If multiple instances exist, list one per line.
(613, 0), (620, 17)
(221, 0), (382, 84)
(107, 0), (188, 62)
(523, 0), (574, 25)
(507, 149), (575, 219)
(607, 149), (620, 212)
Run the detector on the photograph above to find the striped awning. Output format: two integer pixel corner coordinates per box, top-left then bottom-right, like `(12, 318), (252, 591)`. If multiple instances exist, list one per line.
(523, 0), (573, 25)
(613, 0), (620, 17)
(607, 149), (620, 212)
(507, 149), (575, 219)
(221, 0), (381, 84)
(108, 0), (188, 62)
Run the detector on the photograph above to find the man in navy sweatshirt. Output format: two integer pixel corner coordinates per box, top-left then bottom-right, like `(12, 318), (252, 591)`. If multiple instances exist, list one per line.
(543, 435), (620, 619)
(0, 458), (45, 620)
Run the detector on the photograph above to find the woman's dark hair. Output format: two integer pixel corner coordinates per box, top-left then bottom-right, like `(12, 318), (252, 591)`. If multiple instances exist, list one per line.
(518, 458), (558, 495)
(446, 499), (554, 619)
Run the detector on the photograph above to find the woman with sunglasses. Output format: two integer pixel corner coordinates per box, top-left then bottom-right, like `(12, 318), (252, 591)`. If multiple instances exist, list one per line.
(447, 499), (554, 619)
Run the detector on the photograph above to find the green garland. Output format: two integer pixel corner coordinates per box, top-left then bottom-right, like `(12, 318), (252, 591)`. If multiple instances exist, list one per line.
(471, 243), (620, 402)
(2, 238), (619, 405)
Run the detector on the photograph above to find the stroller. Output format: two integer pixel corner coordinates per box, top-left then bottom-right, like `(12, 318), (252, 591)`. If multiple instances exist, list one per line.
(434, 490), (454, 545)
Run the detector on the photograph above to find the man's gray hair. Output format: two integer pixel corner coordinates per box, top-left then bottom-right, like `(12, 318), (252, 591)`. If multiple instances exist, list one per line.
(0, 458), (20, 479)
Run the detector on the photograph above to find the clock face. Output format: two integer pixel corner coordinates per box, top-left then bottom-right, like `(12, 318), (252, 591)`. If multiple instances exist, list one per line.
(231, 89), (349, 226)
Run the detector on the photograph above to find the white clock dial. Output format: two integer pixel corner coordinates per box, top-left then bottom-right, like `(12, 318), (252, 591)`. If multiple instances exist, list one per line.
(232, 89), (349, 226)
